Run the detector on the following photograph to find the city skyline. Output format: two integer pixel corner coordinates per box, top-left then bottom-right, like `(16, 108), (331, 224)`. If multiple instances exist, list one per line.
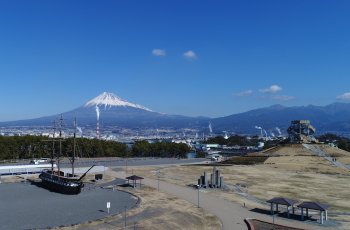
(1, 1), (350, 121)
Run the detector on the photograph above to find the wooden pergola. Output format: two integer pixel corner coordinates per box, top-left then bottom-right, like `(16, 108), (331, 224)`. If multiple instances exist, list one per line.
(298, 201), (329, 224)
(267, 197), (298, 218)
(126, 175), (144, 188)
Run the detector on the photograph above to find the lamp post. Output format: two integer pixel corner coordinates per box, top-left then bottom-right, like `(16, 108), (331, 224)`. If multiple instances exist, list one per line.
(272, 209), (276, 230)
(155, 170), (160, 191)
(124, 206), (127, 229)
(197, 186), (200, 208)
(125, 157), (128, 176)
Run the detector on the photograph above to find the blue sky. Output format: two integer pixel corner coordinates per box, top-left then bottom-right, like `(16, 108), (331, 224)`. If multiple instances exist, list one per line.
(1, 0), (350, 121)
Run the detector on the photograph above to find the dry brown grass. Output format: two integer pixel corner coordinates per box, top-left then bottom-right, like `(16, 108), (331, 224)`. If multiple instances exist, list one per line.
(319, 145), (350, 164)
(59, 170), (221, 230)
(127, 144), (350, 229)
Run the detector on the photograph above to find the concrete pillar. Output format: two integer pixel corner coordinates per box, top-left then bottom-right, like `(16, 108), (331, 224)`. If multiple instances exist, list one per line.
(220, 176), (223, 188)
(210, 174), (214, 187)
(216, 170), (220, 187)
(287, 206), (290, 218)
(301, 208), (304, 220)
(321, 211), (324, 224)
(276, 204), (279, 213)
(270, 203), (273, 215)
(325, 210), (328, 221)
(212, 167), (216, 186)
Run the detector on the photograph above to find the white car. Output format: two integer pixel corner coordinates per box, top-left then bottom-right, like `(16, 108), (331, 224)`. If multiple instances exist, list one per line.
(30, 158), (49, 164)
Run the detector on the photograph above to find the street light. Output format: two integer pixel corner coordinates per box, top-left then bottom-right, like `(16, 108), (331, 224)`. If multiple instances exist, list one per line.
(125, 157), (128, 176)
(197, 186), (200, 208)
(124, 206), (127, 229)
(155, 170), (160, 191)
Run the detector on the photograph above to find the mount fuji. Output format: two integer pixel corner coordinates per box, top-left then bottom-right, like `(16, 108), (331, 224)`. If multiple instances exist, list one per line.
(3, 92), (350, 135)
(0, 92), (209, 130)
(85, 92), (153, 112)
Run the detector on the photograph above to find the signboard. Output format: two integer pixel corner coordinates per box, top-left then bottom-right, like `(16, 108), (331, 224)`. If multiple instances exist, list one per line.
(107, 202), (111, 209)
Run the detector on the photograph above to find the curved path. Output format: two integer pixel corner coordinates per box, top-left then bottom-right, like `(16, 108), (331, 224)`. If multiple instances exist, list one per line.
(0, 182), (138, 230)
(114, 171), (331, 230)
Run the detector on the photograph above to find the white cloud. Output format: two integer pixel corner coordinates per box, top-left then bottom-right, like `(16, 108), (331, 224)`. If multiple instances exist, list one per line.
(235, 90), (253, 97)
(271, 95), (295, 101)
(152, 49), (166, 57)
(259, 84), (282, 94)
(183, 50), (197, 60)
(337, 92), (350, 100)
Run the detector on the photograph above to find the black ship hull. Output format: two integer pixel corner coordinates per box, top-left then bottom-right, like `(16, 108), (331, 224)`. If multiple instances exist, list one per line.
(39, 170), (83, 195)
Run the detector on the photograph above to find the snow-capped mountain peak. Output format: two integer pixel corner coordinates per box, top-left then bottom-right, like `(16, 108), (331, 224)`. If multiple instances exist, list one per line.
(85, 92), (152, 111)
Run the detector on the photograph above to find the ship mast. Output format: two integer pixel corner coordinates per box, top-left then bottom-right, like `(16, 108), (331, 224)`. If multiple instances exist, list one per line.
(57, 114), (64, 178)
(72, 117), (76, 177)
(51, 120), (56, 173)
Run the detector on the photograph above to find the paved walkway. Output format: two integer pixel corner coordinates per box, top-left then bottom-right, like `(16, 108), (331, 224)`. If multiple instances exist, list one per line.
(114, 171), (329, 230)
(303, 144), (350, 170)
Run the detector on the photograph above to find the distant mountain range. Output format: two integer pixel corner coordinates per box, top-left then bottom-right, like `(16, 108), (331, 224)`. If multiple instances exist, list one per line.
(212, 103), (350, 135)
(1, 92), (350, 135)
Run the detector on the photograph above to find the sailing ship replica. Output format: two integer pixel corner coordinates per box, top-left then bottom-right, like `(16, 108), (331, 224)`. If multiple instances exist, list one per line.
(39, 115), (94, 195)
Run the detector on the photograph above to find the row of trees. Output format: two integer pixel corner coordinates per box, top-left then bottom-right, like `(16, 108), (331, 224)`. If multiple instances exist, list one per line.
(131, 140), (191, 158)
(0, 136), (192, 161)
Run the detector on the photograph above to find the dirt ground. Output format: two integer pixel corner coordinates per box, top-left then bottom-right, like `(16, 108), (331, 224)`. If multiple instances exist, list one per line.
(128, 144), (350, 230)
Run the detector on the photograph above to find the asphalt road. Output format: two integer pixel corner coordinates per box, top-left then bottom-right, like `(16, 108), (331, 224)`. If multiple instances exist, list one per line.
(64, 157), (206, 168)
(0, 158), (206, 176)
(0, 182), (138, 230)
(1, 158), (206, 168)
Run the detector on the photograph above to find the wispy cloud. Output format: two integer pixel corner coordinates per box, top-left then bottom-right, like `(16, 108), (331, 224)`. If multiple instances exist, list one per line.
(259, 84), (282, 94)
(235, 90), (253, 97)
(152, 49), (166, 57)
(337, 92), (350, 100)
(183, 50), (197, 60)
(271, 95), (295, 101)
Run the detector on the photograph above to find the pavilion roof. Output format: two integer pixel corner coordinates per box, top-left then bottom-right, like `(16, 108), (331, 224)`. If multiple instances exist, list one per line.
(297, 202), (329, 211)
(266, 197), (298, 206)
(126, 175), (144, 180)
